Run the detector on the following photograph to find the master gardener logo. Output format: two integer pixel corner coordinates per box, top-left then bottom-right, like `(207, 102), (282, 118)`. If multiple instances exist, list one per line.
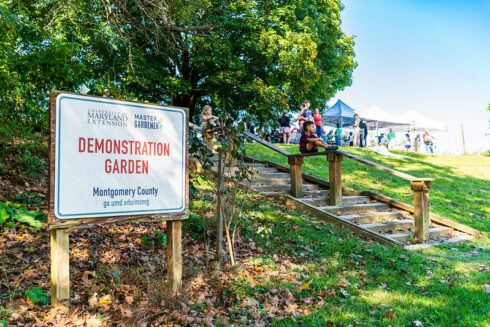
(133, 114), (163, 130)
(87, 109), (128, 127)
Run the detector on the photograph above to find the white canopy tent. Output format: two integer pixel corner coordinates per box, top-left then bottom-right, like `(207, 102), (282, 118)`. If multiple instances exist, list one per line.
(399, 110), (446, 132)
(357, 105), (410, 130)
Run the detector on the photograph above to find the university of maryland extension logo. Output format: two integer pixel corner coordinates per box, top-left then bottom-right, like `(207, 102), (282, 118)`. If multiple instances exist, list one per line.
(87, 108), (129, 127)
(133, 113), (163, 130)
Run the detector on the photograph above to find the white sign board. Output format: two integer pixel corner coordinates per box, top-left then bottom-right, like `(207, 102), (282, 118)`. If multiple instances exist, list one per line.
(54, 94), (186, 219)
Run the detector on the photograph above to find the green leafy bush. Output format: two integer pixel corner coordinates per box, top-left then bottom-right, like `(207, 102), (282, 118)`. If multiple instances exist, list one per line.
(140, 230), (168, 248)
(11, 192), (46, 208)
(0, 201), (46, 229)
(24, 287), (49, 305)
(183, 214), (208, 241)
(155, 229), (167, 246)
(140, 235), (154, 247)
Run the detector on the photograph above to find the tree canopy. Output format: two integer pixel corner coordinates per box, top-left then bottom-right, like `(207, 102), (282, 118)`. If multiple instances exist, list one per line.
(0, 0), (356, 133)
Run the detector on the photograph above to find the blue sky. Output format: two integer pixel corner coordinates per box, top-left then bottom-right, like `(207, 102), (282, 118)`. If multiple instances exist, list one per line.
(331, 0), (490, 152)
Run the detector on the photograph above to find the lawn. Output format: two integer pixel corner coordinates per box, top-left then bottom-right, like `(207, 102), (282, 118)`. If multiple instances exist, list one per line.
(245, 143), (490, 234)
(191, 179), (490, 326)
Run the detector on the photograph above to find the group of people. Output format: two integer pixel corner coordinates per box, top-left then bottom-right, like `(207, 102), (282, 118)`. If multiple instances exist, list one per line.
(278, 100), (338, 153)
(402, 130), (435, 153)
(376, 129), (435, 153)
(203, 101), (439, 155)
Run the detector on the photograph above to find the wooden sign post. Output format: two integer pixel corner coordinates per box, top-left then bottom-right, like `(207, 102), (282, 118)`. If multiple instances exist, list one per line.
(49, 91), (189, 305)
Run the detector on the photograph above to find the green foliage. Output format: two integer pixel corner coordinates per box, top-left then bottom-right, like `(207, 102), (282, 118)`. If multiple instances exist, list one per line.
(16, 149), (46, 176)
(24, 287), (49, 306)
(0, 202), (46, 229)
(11, 192), (46, 208)
(0, 0), (355, 134)
(140, 230), (167, 248)
(183, 214), (208, 241)
(140, 235), (154, 247)
(155, 229), (167, 246)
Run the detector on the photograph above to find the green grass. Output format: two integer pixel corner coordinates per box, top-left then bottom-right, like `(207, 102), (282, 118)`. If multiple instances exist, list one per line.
(245, 143), (489, 234)
(190, 181), (490, 326)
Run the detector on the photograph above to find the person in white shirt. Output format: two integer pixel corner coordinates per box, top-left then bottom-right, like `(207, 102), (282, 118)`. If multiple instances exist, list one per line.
(352, 113), (360, 147)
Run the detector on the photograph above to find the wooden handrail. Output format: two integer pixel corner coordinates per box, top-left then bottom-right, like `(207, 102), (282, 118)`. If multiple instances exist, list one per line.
(336, 150), (434, 182)
(242, 131), (292, 157)
(288, 150), (331, 158)
(189, 122), (291, 157)
(287, 149), (432, 182)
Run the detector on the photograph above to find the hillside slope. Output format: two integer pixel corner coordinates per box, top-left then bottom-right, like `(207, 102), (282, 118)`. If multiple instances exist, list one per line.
(246, 144), (489, 234)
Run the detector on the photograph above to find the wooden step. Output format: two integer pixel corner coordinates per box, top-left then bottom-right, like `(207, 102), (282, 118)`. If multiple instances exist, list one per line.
(322, 203), (390, 215)
(363, 219), (414, 233)
(404, 235), (474, 250)
(336, 196), (371, 205)
(249, 167), (278, 173)
(260, 191), (288, 196)
(250, 184), (322, 192)
(227, 166), (278, 175)
(387, 227), (453, 242)
(302, 190), (330, 198)
(342, 211), (411, 224)
(259, 172), (290, 178)
(252, 178), (290, 185)
(302, 196), (370, 207)
(260, 189), (330, 198)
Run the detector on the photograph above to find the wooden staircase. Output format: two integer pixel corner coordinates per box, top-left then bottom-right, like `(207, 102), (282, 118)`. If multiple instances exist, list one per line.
(209, 157), (477, 250)
(189, 124), (480, 250)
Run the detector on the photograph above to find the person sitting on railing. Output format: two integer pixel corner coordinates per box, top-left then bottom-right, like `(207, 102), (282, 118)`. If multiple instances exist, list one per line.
(299, 121), (338, 153)
(200, 105), (219, 143)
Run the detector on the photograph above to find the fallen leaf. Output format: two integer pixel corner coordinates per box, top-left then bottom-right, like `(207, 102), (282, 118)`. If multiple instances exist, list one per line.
(294, 279), (313, 293)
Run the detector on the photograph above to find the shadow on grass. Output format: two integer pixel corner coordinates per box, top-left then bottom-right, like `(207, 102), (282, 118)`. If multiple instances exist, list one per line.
(245, 206), (490, 327)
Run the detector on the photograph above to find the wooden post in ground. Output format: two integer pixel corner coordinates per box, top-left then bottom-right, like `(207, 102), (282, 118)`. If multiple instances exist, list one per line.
(411, 180), (431, 241)
(167, 220), (182, 292)
(50, 228), (70, 306)
(288, 156), (304, 198)
(327, 152), (343, 206)
(461, 123), (467, 155)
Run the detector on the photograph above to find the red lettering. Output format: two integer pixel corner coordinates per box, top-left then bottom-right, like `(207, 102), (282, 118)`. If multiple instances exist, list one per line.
(87, 138), (94, 153)
(135, 141), (141, 155)
(105, 139), (112, 153)
(120, 159), (127, 173)
(105, 159), (111, 173)
(79, 137), (86, 152)
(136, 160), (141, 174)
(141, 142), (148, 155)
(95, 138), (104, 153)
(113, 139), (120, 154)
(128, 160), (134, 173)
(112, 159), (119, 173)
(164, 143), (170, 156)
(157, 143), (163, 156)
(142, 160), (148, 174)
(128, 140), (134, 154)
(121, 140), (128, 154)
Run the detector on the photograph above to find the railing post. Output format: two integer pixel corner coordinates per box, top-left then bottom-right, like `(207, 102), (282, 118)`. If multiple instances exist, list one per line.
(411, 180), (431, 241)
(327, 152), (343, 206)
(288, 156), (304, 198)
